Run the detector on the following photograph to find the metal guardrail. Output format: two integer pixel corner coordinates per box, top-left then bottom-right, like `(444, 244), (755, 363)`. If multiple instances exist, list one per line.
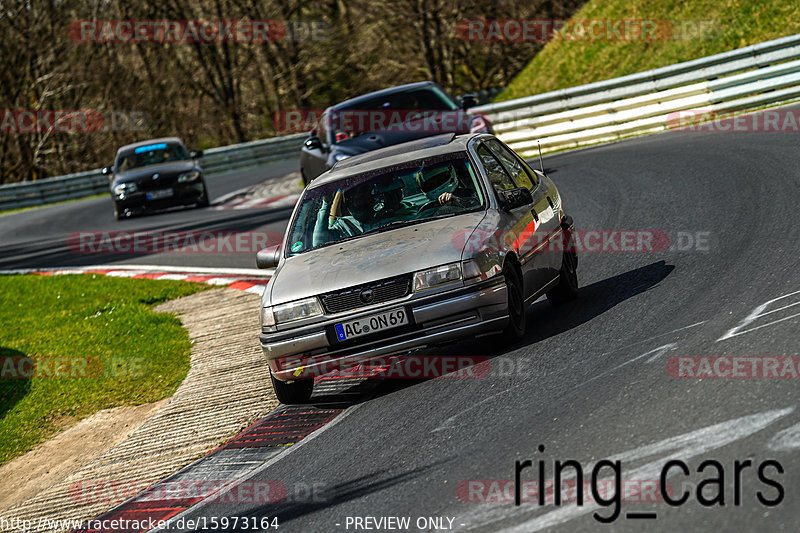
(0, 133), (305, 212)
(475, 34), (800, 157)
(4, 34), (800, 211)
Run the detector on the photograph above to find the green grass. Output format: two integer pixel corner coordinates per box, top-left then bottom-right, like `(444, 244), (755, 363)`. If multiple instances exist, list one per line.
(0, 274), (209, 465)
(498, 0), (800, 101)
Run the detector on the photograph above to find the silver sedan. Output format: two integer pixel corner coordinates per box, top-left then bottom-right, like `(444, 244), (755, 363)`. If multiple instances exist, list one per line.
(256, 133), (578, 403)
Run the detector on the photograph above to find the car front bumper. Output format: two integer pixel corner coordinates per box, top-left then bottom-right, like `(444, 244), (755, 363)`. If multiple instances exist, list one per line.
(261, 277), (509, 382)
(113, 181), (206, 212)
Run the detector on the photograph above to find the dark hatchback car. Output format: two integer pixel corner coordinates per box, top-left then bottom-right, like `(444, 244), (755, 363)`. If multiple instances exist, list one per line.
(299, 81), (492, 185)
(103, 137), (209, 220)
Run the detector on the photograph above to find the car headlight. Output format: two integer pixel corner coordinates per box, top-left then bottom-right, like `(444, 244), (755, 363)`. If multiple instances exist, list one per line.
(113, 182), (137, 196)
(261, 297), (323, 326)
(333, 153), (350, 162)
(413, 262), (462, 292)
(178, 170), (200, 182)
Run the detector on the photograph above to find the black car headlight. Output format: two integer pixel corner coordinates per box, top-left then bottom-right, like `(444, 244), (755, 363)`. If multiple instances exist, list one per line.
(113, 182), (137, 196)
(177, 170), (201, 183)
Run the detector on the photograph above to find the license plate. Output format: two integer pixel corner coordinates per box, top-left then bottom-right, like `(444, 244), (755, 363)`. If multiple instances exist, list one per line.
(147, 189), (173, 200)
(334, 308), (408, 341)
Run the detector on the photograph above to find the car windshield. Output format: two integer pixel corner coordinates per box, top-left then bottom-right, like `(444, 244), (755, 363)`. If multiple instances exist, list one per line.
(341, 87), (458, 112)
(287, 155), (484, 256)
(330, 87), (459, 144)
(115, 142), (189, 171)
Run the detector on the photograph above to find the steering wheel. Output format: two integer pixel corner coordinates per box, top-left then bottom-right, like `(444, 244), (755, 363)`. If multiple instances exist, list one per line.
(417, 195), (467, 215)
(416, 200), (442, 215)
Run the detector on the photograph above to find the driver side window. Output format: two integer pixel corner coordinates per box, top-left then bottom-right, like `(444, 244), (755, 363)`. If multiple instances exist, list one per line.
(485, 139), (536, 189)
(477, 144), (515, 193)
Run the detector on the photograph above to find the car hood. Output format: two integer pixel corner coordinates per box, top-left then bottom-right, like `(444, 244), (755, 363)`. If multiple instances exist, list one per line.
(267, 211), (487, 305)
(334, 121), (471, 157)
(112, 160), (198, 184)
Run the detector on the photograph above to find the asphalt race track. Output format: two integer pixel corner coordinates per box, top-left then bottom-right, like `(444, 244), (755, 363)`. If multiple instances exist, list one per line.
(0, 158), (298, 271)
(5, 117), (800, 531)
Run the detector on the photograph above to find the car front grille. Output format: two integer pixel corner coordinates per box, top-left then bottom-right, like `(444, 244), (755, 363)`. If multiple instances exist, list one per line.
(320, 275), (412, 314)
(137, 174), (179, 191)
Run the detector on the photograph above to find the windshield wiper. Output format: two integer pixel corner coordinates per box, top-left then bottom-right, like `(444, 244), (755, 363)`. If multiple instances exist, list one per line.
(359, 214), (455, 237)
(359, 220), (421, 237)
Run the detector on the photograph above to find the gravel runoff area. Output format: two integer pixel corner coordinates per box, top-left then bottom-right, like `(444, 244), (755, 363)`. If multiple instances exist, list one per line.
(0, 288), (277, 532)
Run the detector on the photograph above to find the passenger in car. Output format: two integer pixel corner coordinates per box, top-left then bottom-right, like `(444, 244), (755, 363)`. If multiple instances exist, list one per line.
(312, 177), (411, 243)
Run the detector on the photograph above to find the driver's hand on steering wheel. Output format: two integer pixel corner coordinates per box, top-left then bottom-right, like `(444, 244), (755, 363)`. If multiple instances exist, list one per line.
(330, 189), (343, 221)
(438, 192), (456, 205)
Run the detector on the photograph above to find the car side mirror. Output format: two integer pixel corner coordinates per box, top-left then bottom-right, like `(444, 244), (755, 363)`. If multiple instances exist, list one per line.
(190, 149), (203, 159)
(461, 93), (478, 110)
(304, 136), (323, 151)
(256, 244), (282, 269)
(101, 166), (112, 176)
(498, 187), (533, 211)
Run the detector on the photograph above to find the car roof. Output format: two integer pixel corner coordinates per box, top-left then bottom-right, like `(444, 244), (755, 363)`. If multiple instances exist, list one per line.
(309, 133), (481, 188)
(328, 81), (439, 112)
(116, 137), (185, 155)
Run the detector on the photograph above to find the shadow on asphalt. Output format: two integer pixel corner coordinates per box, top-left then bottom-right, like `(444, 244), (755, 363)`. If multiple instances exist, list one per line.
(242, 461), (452, 527)
(300, 260), (675, 406)
(521, 259), (675, 345)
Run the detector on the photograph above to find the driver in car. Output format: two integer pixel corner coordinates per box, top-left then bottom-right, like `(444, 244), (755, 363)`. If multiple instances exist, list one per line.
(416, 164), (479, 212)
(312, 177), (408, 245)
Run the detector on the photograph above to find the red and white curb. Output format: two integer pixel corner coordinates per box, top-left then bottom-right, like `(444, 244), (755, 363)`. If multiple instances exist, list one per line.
(211, 171), (303, 211)
(211, 193), (300, 210)
(0, 264), (274, 295)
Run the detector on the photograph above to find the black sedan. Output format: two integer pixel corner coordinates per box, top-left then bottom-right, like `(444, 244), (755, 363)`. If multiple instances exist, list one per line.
(103, 137), (209, 220)
(299, 81), (492, 186)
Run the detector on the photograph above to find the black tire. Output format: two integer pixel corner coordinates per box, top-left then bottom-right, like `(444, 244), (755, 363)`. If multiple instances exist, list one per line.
(270, 372), (313, 404)
(546, 250), (579, 306)
(300, 170), (308, 187)
(113, 204), (122, 221)
(503, 265), (526, 339)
